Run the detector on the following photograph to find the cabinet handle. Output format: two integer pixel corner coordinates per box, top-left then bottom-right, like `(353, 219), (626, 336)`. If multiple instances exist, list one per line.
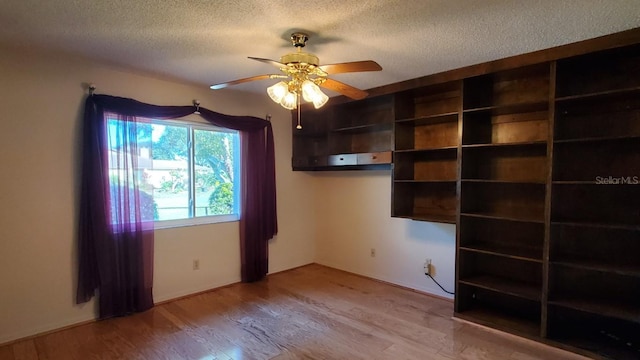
(372, 155), (377, 159)
(339, 157), (344, 161)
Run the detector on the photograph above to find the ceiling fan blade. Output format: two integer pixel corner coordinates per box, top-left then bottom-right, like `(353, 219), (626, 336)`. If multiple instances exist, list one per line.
(210, 74), (283, 90)
(319, 60), (382, 74)
(320, 78), (369, 100)
(248, 57), (287, 69)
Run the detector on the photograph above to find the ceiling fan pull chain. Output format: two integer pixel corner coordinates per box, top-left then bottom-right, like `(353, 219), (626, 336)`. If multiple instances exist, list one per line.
(296, 96), (302, 129)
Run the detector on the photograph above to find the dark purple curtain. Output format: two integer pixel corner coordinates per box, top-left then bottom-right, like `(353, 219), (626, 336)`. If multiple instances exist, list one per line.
(77, 95), (277, 318)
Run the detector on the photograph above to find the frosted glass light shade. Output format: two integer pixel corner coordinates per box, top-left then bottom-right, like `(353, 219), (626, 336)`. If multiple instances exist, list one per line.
(280, 91), (297, 110)
(301, 80), (328, 109)
(312, 91), (329, 109)
(267, 81), (288, 103)
(301, 80), (319, 102)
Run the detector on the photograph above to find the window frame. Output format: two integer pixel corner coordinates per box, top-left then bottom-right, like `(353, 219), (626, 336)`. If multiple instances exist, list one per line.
(107, 115), (241, 230)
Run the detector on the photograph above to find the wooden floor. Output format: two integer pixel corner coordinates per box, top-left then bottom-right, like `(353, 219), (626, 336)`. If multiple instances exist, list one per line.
(0, 264), (588, 360)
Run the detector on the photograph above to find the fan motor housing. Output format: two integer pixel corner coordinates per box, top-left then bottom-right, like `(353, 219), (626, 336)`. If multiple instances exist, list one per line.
(281, 52), (319, 67)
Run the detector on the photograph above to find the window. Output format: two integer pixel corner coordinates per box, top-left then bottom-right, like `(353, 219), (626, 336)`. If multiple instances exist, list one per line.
(107, 116), (240, 228)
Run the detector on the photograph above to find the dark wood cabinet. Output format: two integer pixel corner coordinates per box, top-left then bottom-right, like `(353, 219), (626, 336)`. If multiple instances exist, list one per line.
(292, 94), (393, 170)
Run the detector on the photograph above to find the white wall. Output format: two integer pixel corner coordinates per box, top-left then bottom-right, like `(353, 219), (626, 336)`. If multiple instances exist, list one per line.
(313, 171), (456, 299)
(0, 44), (316, 343)
(0, 41), (453, 345)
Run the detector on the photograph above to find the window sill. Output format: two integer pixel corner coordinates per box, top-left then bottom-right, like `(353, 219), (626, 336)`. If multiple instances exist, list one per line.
(153, 214), (239, 230)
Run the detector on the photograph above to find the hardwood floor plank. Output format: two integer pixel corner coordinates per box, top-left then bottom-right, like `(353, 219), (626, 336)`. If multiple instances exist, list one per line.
(10, 341), (37, 360)
(0, 264), (589, 359)
(0, 344), (14, 360)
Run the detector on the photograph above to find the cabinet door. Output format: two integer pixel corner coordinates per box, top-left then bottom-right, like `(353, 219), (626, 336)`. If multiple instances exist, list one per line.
(356, 151), (391, 165)
(327, 154), (357, 166)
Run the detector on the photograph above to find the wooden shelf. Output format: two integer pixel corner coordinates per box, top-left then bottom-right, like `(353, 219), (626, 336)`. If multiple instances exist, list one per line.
(394, 145), (458, 153)
(554, 179), (639, 185)
(551, 183), (640, 226)
(460, 215), (544, 266)
(550, 299), (640, 324)
(395, 116), (458, 151)
(395, 112), (458, 125)
(461, 182), (545, 223)
(551, 221), (639, 231)
(553, 260), (640, 277)
(331, 122), (392, 134)
(462, 179), (546, 185)
(393, 213), (457, 224)
(392, 180), (457, 224)
(555, 86), (640, 102)
(547, 305), (640, 360)
(463, 101), (548, 116)
(460, 245), (542, 263)
(455, 308), (540, 338)
(462, 212), (545, 224)
(393, 148), (457, 182)
(551, 180), (598, 185)
(462, 141), (546, 148)
(553, 135), (640, 144)
(460, 275), (541, 301)
(394, 179), (456, 184)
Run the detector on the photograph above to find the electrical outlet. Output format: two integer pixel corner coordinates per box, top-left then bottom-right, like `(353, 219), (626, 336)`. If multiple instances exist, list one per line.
(370, 248), (376, 257)
(424, 259), (432, 276)
(193, 259), (200, 270)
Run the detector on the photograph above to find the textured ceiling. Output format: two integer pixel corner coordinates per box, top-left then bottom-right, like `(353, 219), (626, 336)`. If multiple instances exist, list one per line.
(1, 1), (639, 96)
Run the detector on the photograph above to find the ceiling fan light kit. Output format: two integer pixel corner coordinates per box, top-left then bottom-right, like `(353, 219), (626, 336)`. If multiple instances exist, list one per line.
(210, 31), (382, 126)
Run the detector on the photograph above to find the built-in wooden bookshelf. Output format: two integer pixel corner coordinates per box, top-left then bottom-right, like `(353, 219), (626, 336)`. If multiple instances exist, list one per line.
(391, 81), (461, 223)
(455, 64), (550, 340)
(291, 28), (640, 359)
(545, 42), (640, 360)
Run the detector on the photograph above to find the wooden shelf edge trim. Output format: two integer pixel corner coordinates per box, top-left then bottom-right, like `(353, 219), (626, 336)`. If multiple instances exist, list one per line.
(550, 221), (640, 231)
(459, 278), (541, 302)
(461, 213), (545, 224)
(460, 246), (543, 263)
(555, 85), (640, 102)
(461, 141), (547, 148)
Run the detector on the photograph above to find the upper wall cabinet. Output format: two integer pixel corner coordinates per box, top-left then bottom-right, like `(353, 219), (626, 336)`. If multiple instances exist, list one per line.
(292, 94), (393, 170)
(291, 106), (331, 169)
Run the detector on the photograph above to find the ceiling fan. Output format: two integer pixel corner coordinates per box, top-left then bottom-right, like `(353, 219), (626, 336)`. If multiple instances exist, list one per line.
(210, 32), (382, 117)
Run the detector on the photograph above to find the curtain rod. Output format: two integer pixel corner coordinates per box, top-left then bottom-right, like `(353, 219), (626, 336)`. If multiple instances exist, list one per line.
(85, 84), (270, 121)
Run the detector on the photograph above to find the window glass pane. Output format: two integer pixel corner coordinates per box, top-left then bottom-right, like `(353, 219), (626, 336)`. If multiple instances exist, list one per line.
(106, 116), (240, 227)
(194, 129), (238, 216)
(148, 124), (190, 221)
(106, 119), (156, 223)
